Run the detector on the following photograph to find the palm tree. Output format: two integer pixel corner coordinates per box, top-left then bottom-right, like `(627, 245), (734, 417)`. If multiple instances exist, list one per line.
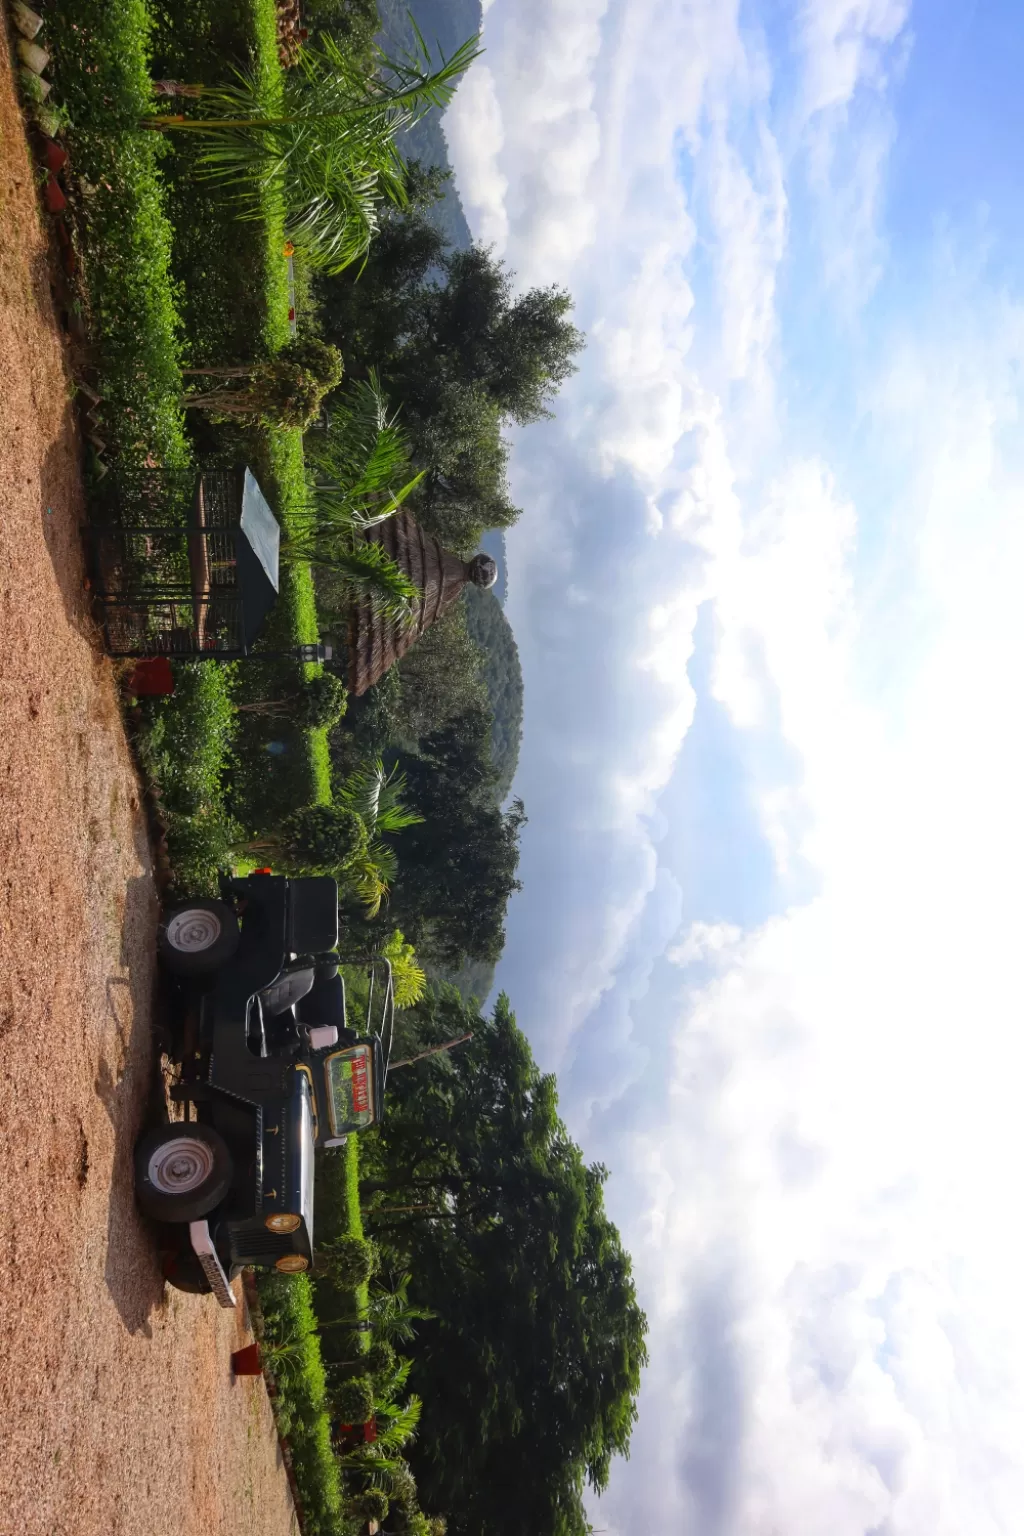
(303, 372), (425, 533)
(148, 30), (482, 272)
(335, 759), (423, 916)
(318, 1273), (435, 1345)
(284, 374), (424, 621)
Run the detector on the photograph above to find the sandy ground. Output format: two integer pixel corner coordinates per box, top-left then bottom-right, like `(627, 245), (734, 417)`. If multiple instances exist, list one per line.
(0, 32), (299, 1536)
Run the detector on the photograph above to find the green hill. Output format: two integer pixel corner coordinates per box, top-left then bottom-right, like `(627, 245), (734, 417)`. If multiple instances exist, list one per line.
(463, 584), (522, 799)
(377, 0), (482, 251)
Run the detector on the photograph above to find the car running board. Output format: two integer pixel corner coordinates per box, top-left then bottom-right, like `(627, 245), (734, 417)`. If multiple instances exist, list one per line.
(189, 1220), (237, 1308)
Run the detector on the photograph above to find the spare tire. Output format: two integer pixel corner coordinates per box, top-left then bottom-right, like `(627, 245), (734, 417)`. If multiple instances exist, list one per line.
(135, 1122), (233, 1223)
(157, 899), (239, 977)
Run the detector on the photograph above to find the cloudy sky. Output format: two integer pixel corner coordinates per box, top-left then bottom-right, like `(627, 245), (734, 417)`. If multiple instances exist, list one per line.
(443, 2), (1024, 1532)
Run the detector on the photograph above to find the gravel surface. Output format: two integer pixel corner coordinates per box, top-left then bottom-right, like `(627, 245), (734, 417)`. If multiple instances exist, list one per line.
(0, 38), (299, 1536)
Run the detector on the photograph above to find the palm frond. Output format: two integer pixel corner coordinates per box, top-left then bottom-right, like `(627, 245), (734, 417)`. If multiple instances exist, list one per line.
(336, 760), (423, 833)
(375, 1396), (422, 1452)
(284, 537), (419, 621)
(306, 373), (423, 528)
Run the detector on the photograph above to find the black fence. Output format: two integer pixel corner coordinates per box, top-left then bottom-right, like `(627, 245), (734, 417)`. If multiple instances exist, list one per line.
(85, 469), (256, 657)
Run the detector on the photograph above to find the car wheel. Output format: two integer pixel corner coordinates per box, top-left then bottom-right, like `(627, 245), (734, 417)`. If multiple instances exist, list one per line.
(134, 1123), (233, 1223)
(157, 899), (239, 976)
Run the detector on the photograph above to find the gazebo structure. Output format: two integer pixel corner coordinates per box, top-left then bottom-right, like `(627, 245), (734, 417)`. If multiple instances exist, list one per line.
(347, 510), (498, 696)
(86, 467), (284, 658)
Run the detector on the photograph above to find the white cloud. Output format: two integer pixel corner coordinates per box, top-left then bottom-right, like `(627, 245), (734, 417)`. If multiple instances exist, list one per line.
(443, 3), (1024, 1530)
(588, 272), (1024, 1534)
(442, 64), (509, 250)
(793, 0), (912, 310)
(667, 920), (742, 969)
(799, 0), (912, 118)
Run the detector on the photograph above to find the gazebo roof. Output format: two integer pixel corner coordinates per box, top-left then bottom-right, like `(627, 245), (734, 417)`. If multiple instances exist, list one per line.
(236, 468), (281, 648)
(347, 510), (497, 696)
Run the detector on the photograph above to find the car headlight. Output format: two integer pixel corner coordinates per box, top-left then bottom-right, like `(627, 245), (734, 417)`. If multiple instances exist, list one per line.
(265, 1212), (301, 1234)
(275, 1253), (309, 1273)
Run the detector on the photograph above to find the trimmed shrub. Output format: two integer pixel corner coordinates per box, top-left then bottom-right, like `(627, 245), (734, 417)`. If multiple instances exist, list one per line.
(279, 804), (367, 874)
(354, 1490), (391, 1523)
(320, 1232), (376, 1287)
(296, 672), (348, 730)
(366, 1339), (397, 1379)
(333, 1375), (373, 1424)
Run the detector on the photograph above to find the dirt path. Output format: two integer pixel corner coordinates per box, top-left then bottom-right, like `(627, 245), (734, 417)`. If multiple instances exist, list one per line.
(0, 36), (299, 1536)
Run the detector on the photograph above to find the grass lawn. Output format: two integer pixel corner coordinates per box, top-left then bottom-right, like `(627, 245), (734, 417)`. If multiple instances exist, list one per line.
(257, 1272), (345, 1536)
(257, 1135), (368, 1536)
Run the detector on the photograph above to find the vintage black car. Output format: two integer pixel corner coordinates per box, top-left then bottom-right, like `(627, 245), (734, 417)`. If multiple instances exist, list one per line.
(134, 872), (392, 1305)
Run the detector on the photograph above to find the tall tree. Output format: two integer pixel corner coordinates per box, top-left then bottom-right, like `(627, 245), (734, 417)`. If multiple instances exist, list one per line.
(388, 705), (525, 965)
(317, 229), (583, 547)
(364, 989), (649, 1536)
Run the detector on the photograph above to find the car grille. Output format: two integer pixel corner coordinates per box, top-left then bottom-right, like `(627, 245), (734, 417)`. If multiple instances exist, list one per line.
(227, 1218), (293, 1267)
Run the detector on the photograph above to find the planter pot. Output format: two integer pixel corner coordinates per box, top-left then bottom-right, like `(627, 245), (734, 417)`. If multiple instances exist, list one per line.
(35, 106), (62, 139)
(17, 39), (50, 74)
(19, 68), (51, 101)
(44, 142), (69, 175)
(231, 1342), (262, 1376)
(13, 4), (44, 41)
(44, 178), (67, 214)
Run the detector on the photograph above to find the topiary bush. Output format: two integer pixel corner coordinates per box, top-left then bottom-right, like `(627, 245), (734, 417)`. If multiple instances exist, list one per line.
(333, 1375), (374, 1424)
(365, 1339), (396, 1379)
(278, 803), (367, 874)
(296, 672), (348, 731)
(354, 1490), (390, 1523)
(319, 1232), (376, 1287)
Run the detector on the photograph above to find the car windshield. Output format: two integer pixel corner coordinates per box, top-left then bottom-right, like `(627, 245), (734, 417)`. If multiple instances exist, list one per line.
(325, 1045), (375, 1133)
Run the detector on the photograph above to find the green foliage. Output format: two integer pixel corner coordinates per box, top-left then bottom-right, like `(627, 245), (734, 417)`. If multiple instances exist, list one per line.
(135, 662), (237, 815)
(297, 672), (350, 730)
(373, 0), (478, 251)
(185, 338), (344, 426)
(462, 585), (522, 797)
(328, 667), (403, 784)
(304, 0), (379, 63)
(394, 598), (487, 741)
(291, 535), (420, 621)
(332, 1375), (375, 1424)
(389, 707), (525, 966)
(319, 1232), (377, 1288)
(380, 929), (427, 1008)
(304, 372), (424, 533)
(133, 663), (239, 894)
(45, 0), (190, 475)
(257, 1274), (344, 1536)
(365, 1339), (397, 1379)
(273, 803), (368, 873)
(334, 757), (423, 915)
(362, 990), (649, 1536)
(354, 1489), (391, 1522)
(155, 32), (482, 272)
(318, 233), (583, 547)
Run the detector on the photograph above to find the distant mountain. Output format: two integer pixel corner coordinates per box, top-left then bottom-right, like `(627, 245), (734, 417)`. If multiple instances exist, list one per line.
(377, 0), (483, 252)
(463, 584), (523, 800)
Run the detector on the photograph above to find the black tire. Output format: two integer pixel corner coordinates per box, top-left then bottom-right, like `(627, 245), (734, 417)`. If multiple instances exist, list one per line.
(134, 1122), (233, 1223)
(157, 899), (239, 977)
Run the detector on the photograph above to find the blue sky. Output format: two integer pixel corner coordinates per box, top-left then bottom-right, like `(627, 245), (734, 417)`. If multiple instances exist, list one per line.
(443, 2), (1024, 1532)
